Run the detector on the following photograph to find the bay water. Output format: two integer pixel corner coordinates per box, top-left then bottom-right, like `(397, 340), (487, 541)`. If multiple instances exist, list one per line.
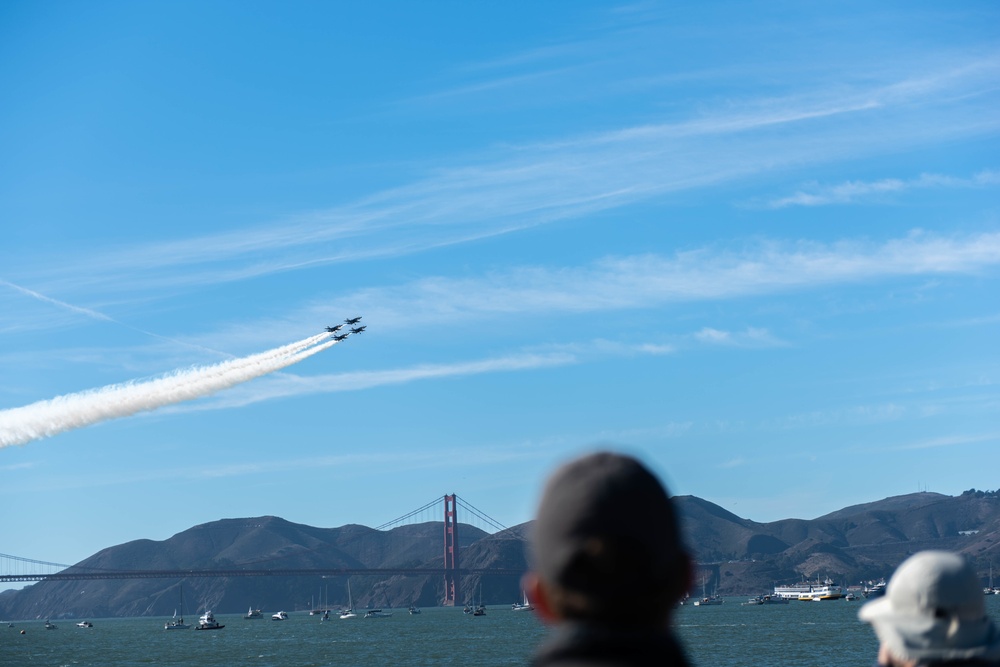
(5, 596), (999, 667)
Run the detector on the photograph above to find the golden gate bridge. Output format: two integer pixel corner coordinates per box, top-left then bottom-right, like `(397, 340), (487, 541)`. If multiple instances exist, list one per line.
(0, 495), (527, 606)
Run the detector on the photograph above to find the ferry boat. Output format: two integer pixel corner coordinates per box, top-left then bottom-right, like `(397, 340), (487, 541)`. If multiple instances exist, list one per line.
(773, 577), (844, 601)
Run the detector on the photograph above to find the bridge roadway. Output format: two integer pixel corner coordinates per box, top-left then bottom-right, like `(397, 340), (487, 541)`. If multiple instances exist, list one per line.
(0, 567), (525, 583)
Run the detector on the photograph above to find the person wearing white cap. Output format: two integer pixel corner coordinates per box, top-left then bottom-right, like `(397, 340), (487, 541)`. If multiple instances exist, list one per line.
(860, 550), (1000, 667)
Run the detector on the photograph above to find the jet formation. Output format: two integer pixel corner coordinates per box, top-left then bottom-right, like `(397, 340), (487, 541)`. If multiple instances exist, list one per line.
(326, 316), (364, 341)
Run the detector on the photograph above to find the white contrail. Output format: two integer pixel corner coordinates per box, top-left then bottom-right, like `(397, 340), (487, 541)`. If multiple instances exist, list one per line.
(0, 332), (337, 448)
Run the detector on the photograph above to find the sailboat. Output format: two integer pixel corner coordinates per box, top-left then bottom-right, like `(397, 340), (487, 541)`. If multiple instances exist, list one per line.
(511, 590), (533, 611)
(339, 581), (357, 619)
(164, 586), (191, 630)
(693, 575), (723, 606)
(473, 583), (486, 616)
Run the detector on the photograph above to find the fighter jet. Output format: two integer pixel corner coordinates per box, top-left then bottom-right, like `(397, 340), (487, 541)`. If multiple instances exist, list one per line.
(344, 316), (362, 325)
(325, 324), (345, 333)
(332, 333), (350, 341)
(350, 326), (366, 334)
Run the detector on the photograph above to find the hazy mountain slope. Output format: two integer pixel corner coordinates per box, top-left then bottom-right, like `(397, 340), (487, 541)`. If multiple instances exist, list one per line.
(3, 490), (998, 618)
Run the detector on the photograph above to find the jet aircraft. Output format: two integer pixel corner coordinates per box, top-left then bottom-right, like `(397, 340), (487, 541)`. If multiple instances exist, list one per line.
(325, 324), (345, 333)
(332, 333), (350, 341)
(350, 326), (366, 334)
(344, 317), (362, 325)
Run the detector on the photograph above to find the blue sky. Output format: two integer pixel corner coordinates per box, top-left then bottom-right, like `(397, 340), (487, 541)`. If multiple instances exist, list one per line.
(1, 1), (999, 579)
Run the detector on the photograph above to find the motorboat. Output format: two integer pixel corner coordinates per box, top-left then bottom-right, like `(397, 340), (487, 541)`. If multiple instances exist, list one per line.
(863, 579), (887, 598)
(244, 607), (263, 619)
(408, 606), (421, 615)
(44, 620), (57, 630)
(76, 620), (94, 628)
(364, 609), (392, 618)
(271, 611), (288, 621)
(693, 595), (724, 606)
(195, 611), (224, 630)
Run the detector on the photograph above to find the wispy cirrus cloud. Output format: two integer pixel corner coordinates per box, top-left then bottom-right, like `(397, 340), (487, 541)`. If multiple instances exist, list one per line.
(694, 327), (785, 348)
(302, 230), (1000, 332)
(13, 55), (1000, 301)
(891, 432), (1000, 451)
(762, 170), (1000, 209)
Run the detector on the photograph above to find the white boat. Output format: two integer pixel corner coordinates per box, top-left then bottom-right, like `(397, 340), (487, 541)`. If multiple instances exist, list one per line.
(271, 611), (288, 621)
(244, 607), (263, 619)
(165, 587), (191, 629)
(511, 590), (533, 611)
(165, 612), (190, 630)
(774, 577), (844, 601)
(364, 609), (392, 618)
(76, 620), (94, 628)
(195, 611), (224, 630)
(863, 579), (887, 598)
(340, 581), (357, 619)
(743, 594), (788, 605)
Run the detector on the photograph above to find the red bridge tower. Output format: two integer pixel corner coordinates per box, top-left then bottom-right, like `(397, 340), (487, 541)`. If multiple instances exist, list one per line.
(443, 494), (460, 606)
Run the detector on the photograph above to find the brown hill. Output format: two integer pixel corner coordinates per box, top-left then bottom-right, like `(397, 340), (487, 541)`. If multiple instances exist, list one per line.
(2, 490), (999, 619)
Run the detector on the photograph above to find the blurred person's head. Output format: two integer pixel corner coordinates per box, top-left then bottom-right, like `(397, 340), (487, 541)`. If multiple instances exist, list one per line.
(524, 450), (691, 628)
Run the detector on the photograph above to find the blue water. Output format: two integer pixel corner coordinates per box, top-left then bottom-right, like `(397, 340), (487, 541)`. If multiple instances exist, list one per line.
(4, 597), (999, 667)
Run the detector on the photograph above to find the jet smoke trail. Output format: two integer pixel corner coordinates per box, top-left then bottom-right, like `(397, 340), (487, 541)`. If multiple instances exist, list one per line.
(0, 333), (337, 448)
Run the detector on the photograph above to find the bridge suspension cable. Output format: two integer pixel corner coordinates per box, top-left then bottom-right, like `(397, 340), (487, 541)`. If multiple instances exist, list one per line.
(374, 497), (442, 531)
(454, 496), (511, 534)
(0, 553), (72, 570)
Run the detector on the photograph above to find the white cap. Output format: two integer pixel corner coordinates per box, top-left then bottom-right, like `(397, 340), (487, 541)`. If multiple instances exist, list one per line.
(859, 550), (1000, 662)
